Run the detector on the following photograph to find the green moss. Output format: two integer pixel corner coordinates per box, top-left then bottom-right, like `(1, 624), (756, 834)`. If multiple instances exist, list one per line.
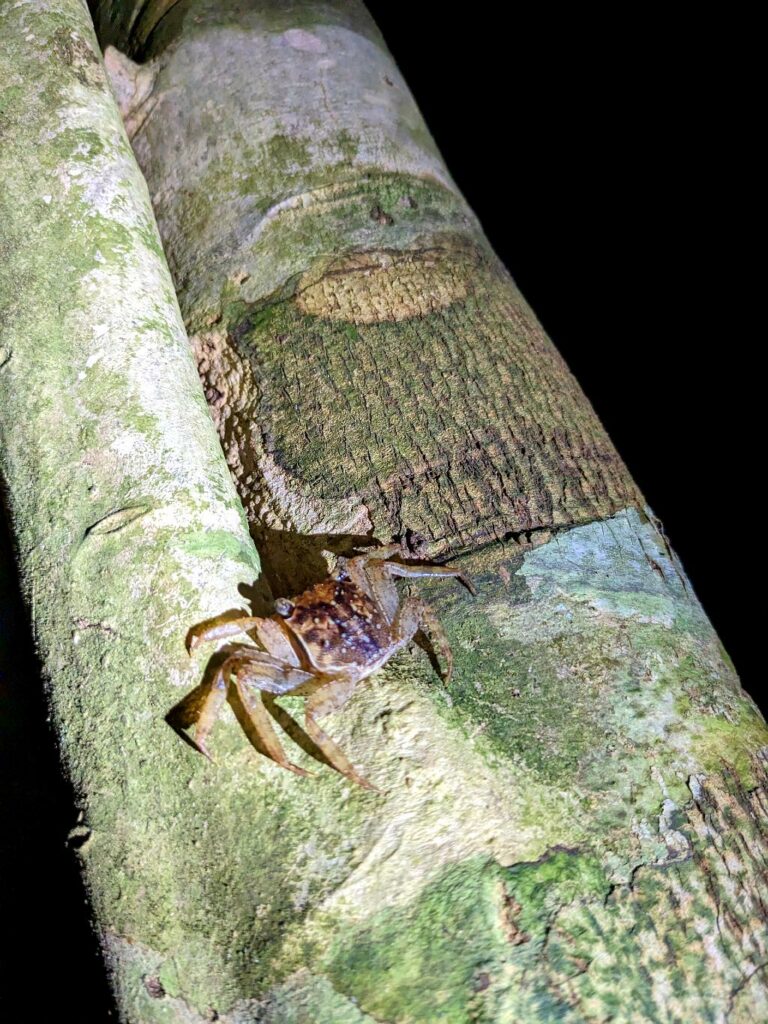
(264, 132), (313, 170)
(335, 129), (360, 163)
(505, 848), (608, 929)
(178, 529), (259, 570)
(217, 232), (641, 553)
(228, 254), (489, 500)
(509, 847), (745, 1021)
(327, 858), (513, 1023)
(262, 973), (380, 1024)
(444, 603), (620, 784)
(388, 517), (768, 839)
(323, 847), (716, 1024)
(692, 701), (768, 787)
(319, 827), (766, 1024)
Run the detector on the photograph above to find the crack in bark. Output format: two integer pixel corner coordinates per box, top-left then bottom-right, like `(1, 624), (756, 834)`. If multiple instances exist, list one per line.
(83, 503), (152, 539)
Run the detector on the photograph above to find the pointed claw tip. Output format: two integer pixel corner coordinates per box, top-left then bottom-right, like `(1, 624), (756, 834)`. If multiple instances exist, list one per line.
(190, 732), (215, 762)
(347, 771), (381, 793)
(460, 575), (478, 596)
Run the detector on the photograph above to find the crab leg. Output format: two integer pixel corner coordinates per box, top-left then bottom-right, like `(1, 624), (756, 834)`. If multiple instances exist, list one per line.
(392, 595), (455, 684)
(384, 561), (476, 596)
(232, 664), (312, 778)
(185, 612), (265, 653)
(361, 543), (404, 561)
(190, 668), (230, 760)
(347, 543), (474, 597)
(191, 648), (314, 774)
(303, 680), (379, 791)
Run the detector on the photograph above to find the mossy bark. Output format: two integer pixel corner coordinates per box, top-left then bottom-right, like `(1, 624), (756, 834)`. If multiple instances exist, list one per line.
(3, 0), (766, 1020)
(0, 0), (260, 1018)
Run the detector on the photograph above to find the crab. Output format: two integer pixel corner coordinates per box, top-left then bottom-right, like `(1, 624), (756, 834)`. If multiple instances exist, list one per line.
(179, 544), (475, 789)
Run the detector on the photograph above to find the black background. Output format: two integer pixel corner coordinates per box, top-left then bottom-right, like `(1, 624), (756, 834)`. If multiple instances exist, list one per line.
(0, 6), (760, 1018)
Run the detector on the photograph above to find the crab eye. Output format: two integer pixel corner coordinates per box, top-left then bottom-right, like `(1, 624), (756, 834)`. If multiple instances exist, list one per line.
(274, 598), (294, 618)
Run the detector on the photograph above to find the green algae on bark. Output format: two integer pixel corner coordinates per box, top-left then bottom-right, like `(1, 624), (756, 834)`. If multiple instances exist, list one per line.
(318, 797), (768, 1024)
(0, 1), (286, 1018)
(77, 1), (768, 1020)
(242, 511), (767, 1023)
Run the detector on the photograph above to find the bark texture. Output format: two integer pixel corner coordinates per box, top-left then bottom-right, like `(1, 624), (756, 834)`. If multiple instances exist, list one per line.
(0, 0), (259, 1016)
(2, 0), (766, 1021)
(87, 4), (768, 1021)
(98, 0), (644, 560)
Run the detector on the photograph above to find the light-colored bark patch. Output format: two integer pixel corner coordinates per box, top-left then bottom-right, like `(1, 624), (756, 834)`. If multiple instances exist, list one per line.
(295, 244), (478, 323)
(261, 757), (768, 1024)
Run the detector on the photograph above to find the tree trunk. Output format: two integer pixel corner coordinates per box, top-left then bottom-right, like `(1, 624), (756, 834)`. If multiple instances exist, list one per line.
(3, 1), (767, 1021)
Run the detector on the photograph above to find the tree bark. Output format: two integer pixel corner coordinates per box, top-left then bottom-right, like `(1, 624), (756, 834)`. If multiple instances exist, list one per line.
(0, 0), (259, 1016)
(2, 1), (767, 1021)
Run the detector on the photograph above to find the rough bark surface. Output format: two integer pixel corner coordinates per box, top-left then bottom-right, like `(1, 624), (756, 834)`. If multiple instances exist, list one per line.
(86, 4), (768, 1021)
(3, 0), (766, 1021)
(0, 0), (258, 1016)
(98, 0), (644, 559)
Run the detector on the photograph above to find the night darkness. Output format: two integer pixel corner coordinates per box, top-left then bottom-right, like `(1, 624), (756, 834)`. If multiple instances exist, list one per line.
(0, 7), (759, 1018)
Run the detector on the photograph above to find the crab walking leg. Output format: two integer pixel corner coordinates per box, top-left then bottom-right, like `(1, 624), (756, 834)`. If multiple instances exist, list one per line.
(253, 617), (303, 667)
(201, 643), (315, 692)
(392, 595), (455, 685)
(261, 692), (332, 766)
(338, 553), (399, 619)
(304, 681), (379, 791)
(233, 665), (312, 778)
(185, 613), (266, 653)
(191, 669), (230, 760)
(361, 543), (404, 562)
(260, 689), (379, 789)
(384, 561), (477, 596)
(193, 647), (314, 769)
(351, 544), (474, 592)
